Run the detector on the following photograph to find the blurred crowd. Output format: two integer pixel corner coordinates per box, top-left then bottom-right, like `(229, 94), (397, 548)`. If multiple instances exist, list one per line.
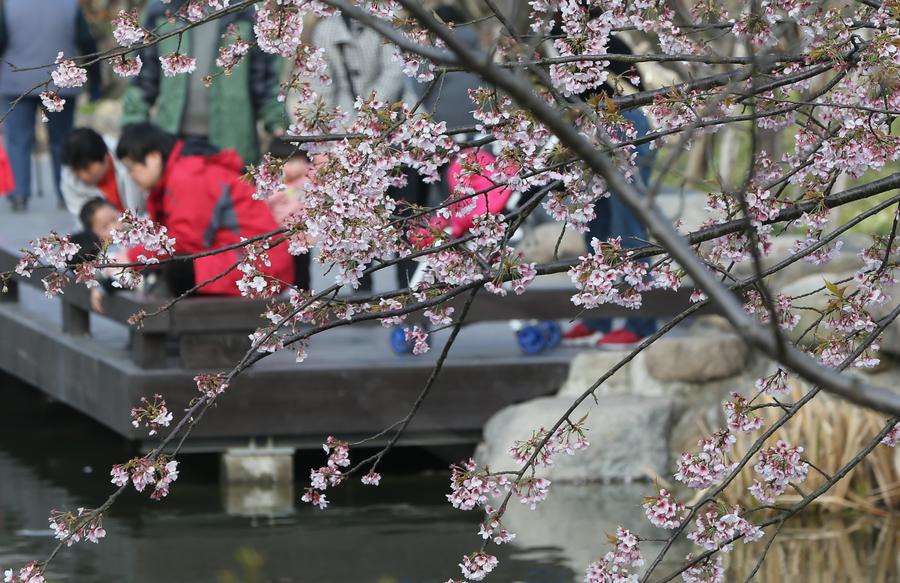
(0, 0), (658, 348)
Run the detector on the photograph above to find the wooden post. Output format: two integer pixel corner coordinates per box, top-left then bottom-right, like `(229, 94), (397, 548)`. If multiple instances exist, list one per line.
(131, 331), (168, 369)
(61, 300), (90, 336)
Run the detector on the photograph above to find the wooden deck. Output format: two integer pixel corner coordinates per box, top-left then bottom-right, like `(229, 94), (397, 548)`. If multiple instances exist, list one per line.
(0, 192), (702, 452)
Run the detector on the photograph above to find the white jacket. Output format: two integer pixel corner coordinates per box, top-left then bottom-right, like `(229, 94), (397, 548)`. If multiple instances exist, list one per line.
(61, 153), (145, 218)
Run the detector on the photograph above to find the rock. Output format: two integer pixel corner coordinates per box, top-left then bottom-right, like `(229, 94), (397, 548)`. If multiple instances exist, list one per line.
(731, 235), (869, 291)
(476, 395), (674, 482)
(643, 331), (750, 382)
(556, 350), (634, 398)
(656, 190), (709, 232)
(517, 222), (587, 263)
(499, 482), (694, 575)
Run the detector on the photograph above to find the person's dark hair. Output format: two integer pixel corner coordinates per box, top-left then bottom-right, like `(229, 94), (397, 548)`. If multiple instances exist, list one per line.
(116, 123), (178, 164)
(60, 128), (109, 170)
(78, 197), (116, 232)
(266, 137), (310, 162)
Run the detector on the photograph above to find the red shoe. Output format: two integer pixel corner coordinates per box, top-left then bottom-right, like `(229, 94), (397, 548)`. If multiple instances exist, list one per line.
(596, 329), (642, 349)
(562, 321), (604, 346)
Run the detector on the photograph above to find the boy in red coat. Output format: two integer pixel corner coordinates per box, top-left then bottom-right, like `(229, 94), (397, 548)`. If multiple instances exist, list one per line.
(116, 123), (293, 296)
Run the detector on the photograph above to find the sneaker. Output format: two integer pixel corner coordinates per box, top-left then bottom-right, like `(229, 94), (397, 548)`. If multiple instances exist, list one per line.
(596, 329), (642, 349)
(562, 321), (604, 346)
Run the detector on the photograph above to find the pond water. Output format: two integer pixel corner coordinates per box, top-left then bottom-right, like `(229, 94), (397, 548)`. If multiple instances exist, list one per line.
(0, 374), (896, 582)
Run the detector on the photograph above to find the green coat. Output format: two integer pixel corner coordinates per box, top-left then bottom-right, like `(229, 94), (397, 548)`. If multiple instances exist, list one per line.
(121, 3), (284, 164)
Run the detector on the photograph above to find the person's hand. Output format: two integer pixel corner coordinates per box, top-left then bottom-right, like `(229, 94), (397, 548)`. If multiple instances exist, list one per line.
(272, 127), (286, 137)
(90, 288), (105, 313)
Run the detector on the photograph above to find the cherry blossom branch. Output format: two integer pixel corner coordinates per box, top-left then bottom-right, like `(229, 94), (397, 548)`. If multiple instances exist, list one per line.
(347, 287), (479, 476)
(655, 415), (900, 583)
(642, 301), (900, 581)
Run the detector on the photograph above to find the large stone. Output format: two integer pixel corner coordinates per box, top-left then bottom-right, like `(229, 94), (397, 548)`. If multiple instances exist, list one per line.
(557, 350), (634, 398)
(476, 395), (674, 482)
(517, 222), (587, 263)
(499, 482), (693, 576)
(643, 331), (750, 382)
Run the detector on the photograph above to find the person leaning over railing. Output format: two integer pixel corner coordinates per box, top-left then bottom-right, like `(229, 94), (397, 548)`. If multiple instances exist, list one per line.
(115, 123), (293, 298)
(59, 128), (145, 219)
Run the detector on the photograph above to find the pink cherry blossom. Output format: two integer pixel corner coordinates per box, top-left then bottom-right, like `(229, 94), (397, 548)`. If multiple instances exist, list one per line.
(110, 55), (142, 78)
(361, 471), (381, 486)
(459, 552), (498, 581)
(722, 392), (763, 433)
(882, 423), (899, 447)
(159, 52), (197, 77)
(195, 372), (229, 398)
(3, 562), (45, 583)
(50, 53), (87, 89)
(39, 92), (65, 113)
(674, 429), (737, 489)
(681, 554), (724, 583)
(112, 10), (144, 47)
(749, 440), (809, 503)
(687, 504), (764, 552)
(643, 488), (685, 529)
(130, 394), (173, 436)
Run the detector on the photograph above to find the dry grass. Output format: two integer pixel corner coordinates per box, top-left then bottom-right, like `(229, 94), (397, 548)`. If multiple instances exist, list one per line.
(704, 381), (900, 513)
(729, 516), (899, 582)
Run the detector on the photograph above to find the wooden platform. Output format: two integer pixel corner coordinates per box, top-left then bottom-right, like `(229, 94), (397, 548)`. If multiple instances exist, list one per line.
(0, 193), (702, 452)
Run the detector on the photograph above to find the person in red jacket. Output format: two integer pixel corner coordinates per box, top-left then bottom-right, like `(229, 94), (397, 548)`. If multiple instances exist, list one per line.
(115, 123), (293, 296)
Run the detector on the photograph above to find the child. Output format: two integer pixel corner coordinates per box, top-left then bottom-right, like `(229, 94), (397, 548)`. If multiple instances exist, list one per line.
(265, 137), (313, 290)
(69, 197), (125, 312)
(115, 123), (293, 297)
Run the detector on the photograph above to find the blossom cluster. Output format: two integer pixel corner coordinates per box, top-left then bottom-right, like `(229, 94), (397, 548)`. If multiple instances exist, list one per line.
(642, 487), (685, 529)
(749, 440), (809, 503)
(130, 394), (173, 436)
(50, 53), (87, 89)
(235, 240), (284, 298)
(216, 24), (252, 75)
(194, 372), (229, 399)
(459, 552), (499, 582)
(478, 505), (516, 545)
(160, 52), (197, 77)
(583, 527), (643, 583)
(722, 392), (763, 433)
(111, 9), (144, 47)
(674, 429), (738, 489)
(569, 237), (650, 311)
(48, 508), (106, 547)
(110, 456), (179, 500)
(681, 554), (724, 583)
(686, 503), (764, 552)
(446, 458), (510, 511)
(507, 419), (589, 468)
(3, 563), (44, 583)
(299, 435), (373, 510)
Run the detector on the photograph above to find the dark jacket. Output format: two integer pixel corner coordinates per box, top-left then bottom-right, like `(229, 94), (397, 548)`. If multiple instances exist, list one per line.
(121, 0), (284, 164)
(128, 140), (293, 296)
(416, 27), (483, 129)
(0, 0), (100, 99)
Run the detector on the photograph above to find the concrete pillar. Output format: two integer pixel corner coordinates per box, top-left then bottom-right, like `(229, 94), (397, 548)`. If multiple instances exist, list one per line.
(221, 441), (295, 517)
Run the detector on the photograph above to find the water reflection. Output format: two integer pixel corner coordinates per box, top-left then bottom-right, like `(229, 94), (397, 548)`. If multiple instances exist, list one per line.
(0, 375), (573, 582)
(0, 374), (895, 582)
